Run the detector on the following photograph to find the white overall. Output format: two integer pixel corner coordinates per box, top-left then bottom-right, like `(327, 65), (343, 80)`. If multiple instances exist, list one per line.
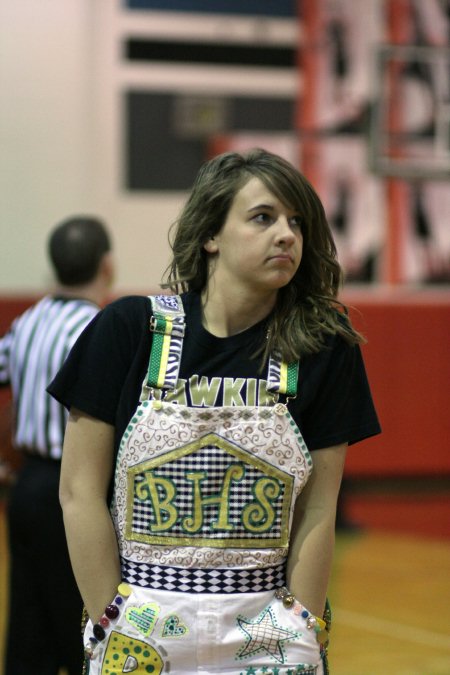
(83, 296), (327, 675)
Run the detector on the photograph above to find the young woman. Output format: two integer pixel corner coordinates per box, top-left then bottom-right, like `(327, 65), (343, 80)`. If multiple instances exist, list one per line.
(49, 148), (380, 675)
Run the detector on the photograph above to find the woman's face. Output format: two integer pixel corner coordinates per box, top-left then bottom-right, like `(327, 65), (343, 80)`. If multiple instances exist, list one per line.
(204, 176), (303, 299)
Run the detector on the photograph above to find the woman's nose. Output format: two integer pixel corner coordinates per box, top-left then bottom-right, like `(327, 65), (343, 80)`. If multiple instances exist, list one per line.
(275, 216), (296, 243)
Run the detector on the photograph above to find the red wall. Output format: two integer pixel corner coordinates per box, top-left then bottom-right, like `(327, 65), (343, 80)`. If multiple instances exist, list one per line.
(0, 296), (36, 408)
(0, 297), (37, 473)
(343, 289), (450, 477)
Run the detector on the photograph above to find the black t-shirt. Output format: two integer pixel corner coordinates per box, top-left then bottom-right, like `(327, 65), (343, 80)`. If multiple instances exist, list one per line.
(48, 292), (381, 455)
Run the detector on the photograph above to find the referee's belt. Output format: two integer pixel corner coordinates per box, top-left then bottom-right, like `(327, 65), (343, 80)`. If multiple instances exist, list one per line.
(19, 448), (62, 464)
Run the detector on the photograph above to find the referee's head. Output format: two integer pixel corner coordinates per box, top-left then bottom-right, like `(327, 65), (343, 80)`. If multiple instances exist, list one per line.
(48, 216), (112, 286)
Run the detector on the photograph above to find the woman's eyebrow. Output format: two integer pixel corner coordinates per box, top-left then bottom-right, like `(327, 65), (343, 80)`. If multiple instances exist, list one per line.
(247, 203), (275, 213)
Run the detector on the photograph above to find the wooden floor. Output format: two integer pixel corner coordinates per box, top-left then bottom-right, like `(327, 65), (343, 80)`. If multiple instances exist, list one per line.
(328, 531), (450, 674)
(1, 503), (449, 675)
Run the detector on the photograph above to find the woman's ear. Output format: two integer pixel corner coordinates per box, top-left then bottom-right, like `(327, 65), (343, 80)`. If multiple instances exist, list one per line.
(203, 236), (218, 254)
(100, 252), (115, 288)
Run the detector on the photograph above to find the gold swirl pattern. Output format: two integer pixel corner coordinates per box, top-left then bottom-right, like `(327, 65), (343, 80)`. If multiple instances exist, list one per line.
(110, 400), (312, 570)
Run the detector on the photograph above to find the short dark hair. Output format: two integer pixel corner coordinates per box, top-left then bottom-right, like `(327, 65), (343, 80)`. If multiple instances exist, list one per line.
(48, 216), (111, 286)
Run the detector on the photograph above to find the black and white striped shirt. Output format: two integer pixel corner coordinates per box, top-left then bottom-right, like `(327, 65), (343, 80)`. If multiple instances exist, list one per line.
(0, 295), (99, 460)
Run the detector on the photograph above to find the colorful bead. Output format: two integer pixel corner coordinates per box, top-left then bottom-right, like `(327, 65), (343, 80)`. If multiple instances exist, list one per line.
(273, 402), (287, 416)
(118, 582), (131, 597)
(282, 594), (295, 609)
(316, 617), (327, 631)
(274, 585), (329, 647)
(105, 604), (120, 620)
(306, 616), (317, 629)
(89, 582), (131, 650)
(84, 644), (95, 660)
(93, 624), (106, 641)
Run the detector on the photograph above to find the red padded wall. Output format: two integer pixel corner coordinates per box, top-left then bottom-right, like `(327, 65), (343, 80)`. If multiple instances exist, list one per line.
(343, 289), (450, 476)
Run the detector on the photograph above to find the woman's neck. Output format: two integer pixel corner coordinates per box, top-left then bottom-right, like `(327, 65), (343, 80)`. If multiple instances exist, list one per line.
(201, 286), (276, 337)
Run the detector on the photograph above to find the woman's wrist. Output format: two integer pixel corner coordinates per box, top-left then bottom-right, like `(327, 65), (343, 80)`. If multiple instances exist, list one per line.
(85, 582), (132, 660)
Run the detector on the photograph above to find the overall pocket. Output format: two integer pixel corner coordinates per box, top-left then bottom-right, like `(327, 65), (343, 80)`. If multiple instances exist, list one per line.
(83, 583), (170, 675)
(232, 589), (323, 674)
(273, 587), (331, 675)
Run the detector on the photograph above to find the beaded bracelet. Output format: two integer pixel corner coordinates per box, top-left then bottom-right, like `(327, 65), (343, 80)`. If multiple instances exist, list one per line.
(85, 582), (132, 660)
(275, 587), (328, 645)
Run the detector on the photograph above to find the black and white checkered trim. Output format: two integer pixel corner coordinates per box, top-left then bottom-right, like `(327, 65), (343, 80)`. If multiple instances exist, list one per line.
(121, 558), (286, 594)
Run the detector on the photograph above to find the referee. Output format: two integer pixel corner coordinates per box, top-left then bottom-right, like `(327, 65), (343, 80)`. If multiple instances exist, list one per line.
(0, 216), (114, 675)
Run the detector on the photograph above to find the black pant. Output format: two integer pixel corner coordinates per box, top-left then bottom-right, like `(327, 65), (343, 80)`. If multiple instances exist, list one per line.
(4, 456), (84, 675)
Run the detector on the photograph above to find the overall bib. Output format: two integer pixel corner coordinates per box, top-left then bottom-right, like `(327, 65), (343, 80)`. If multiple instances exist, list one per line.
(83, 295), (329, 675)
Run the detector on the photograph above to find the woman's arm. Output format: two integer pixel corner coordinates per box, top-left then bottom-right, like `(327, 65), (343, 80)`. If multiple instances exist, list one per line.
(59, 408), (121, 622)
(286, 442), (347, 618)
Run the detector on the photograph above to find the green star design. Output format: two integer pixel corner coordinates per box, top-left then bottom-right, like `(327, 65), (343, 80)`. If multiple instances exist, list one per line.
(237, 607), (301, 664)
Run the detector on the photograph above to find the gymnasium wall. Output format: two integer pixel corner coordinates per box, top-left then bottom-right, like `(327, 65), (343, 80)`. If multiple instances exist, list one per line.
(2, 1), (449, 294)
(343, 288), (450, 539)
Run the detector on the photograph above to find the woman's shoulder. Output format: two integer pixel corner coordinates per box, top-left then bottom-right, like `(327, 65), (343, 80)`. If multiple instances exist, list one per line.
(102, 294), (153, 321)
(322, 304), (360, 349)
(105, 291), (195, 314)
(100, 292), (197, 335)
(107, 293), (152, 309)
(85, 296), (153, 348)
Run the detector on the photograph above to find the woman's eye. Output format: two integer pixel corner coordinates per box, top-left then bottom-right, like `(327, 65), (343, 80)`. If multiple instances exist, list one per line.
(253, 213), (272, 225)
(289, 216), (303, 230)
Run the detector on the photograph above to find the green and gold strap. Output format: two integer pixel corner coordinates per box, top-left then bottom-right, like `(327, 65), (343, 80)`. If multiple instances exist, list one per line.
(145, 295), (185, 393)
(267, 354), (299, 398)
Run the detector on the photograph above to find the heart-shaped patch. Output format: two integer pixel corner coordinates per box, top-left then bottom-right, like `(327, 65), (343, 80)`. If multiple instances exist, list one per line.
(161, 614), (188, 638)
(125, 602), (159, 636)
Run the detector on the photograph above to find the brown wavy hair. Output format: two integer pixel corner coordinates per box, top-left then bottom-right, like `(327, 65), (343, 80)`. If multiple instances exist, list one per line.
(163, 148), (363, 362)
